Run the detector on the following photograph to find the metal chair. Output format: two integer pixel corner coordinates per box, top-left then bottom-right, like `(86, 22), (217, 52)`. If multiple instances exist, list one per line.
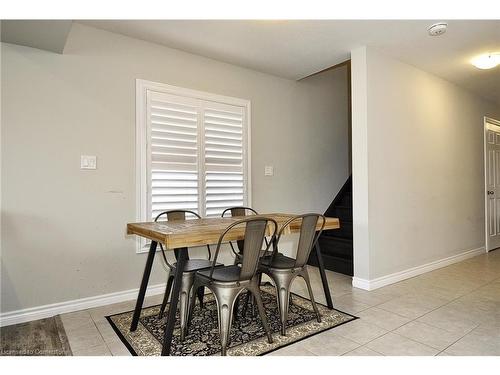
(259, 213), (326, 336)
(221, 207), (266, 263)
(187, 217), (278, 356)
(155, 210), (222, 341)
(221, 207), (273, 317)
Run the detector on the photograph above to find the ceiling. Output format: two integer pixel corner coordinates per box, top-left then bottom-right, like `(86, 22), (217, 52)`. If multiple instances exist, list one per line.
(1, 20), (72, 53)
(58, 20), (500, 103)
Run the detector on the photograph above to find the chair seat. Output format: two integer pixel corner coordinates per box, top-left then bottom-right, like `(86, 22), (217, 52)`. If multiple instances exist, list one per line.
(259, 254), (297, 269)
(172, 259), (222, 272)
(197, 265), (242, 282)
(235, 249), (271, 260)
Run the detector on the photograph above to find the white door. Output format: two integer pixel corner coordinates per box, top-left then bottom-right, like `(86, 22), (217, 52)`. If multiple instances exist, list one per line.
(485, 117), (500, 251)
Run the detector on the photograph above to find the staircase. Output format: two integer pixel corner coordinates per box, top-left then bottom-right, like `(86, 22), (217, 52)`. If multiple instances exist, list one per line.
(308, 175), (353, 276)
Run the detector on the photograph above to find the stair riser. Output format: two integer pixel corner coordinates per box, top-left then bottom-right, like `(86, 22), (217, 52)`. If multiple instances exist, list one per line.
(329, 222), (352, 239)
(308, 253), (353, 276)
(332, 206), (352, 221)
(338, 193), (352, 207)
(318, 237), (353, 258)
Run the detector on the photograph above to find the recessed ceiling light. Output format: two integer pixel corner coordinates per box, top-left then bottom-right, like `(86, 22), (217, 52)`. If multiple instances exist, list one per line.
(471, 53), (500, 70)
(428, 22), (448, 36)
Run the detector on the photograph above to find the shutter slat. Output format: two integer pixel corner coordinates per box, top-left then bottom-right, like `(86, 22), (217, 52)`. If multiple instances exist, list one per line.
(152, 137), (196, 149)
(205, 144), (242, 153)
(205, 130), (242, 141)
(205, 137), (242, 147)
(204, 164), (242, 173)
(152, 162), (198, 172)
(206, 201), (244, 209)
(205, 124), (242, 134)
(206, 194), (244, 202)
(152, 187), (199, 195)
(152, 145), (197, 155)
(206, 187), (243, 194)
(151, 99), (198, 113)
(152, 126), (197, 137)
(151, 106), (197, 119)
(153, 195), (199, 203)
(151, 118), (197, 129)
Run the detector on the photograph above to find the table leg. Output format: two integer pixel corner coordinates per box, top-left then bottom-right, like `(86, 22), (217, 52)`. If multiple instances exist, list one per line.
(315, 242), (333, 309)
(161, 249), (188, 356)
(130, 241), (158, 331)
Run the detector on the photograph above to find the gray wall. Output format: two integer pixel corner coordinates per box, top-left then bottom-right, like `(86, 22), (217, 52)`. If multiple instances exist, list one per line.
(352, 46), (500, 282)
(1, 23), (349, 313)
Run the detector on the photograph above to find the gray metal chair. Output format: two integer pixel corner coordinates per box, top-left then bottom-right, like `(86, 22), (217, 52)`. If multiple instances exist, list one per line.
(155, 210), (222, 341)
(187, 217), (278, 356)
(259, 213), (326, 336)
(221, 207), (267, 263)
(221, 207), (272, 318)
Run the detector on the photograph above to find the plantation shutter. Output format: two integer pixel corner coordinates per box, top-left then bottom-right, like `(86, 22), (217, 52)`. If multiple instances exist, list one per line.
(203, 101), (246, 217)
(146, 90), (247, 219)
(148, 91), (200, 219)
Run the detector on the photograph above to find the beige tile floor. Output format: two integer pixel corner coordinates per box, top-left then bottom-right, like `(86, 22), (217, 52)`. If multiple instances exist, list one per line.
(60, 250), (500, 356)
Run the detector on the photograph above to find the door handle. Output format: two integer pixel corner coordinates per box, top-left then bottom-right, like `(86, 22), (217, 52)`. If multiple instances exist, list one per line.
(488, 191), (495, 195)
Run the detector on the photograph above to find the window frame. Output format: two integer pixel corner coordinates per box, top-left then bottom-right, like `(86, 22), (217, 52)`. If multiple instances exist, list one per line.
(135, 79), (252, 253)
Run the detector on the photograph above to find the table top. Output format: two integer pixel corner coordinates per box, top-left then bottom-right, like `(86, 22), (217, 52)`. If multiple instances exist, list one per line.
(127, 213), (340, 250)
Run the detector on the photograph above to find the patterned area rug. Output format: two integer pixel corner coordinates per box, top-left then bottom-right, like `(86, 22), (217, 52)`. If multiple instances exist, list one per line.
(107, 284), (357, 356)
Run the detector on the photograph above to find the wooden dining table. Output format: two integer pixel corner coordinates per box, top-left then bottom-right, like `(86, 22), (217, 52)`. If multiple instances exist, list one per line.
(126, 213), (340, 356)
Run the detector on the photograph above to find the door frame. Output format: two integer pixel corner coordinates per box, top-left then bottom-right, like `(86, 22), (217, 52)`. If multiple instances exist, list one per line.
(484, 116), (500, 252)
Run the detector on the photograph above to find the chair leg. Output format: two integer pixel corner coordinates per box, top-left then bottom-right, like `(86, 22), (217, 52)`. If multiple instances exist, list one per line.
(248, 285), (273, 344)
(244, 272), (262, 318)
(233, 294), (241, 321)
(197, 286), (205, 309)
(187, 280), (200, 329)
(158, 274), (174, 319)
(302, 269), (321, 323)
(269, 272), (294, 336)
(213, 287), (241, 356)
(241, 291), (252, 318)
(179, 273), (195, 341)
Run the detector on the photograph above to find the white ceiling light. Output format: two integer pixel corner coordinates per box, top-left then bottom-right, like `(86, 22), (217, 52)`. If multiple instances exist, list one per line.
(471, 53), (500, 70)
(428, 22), (448, 36)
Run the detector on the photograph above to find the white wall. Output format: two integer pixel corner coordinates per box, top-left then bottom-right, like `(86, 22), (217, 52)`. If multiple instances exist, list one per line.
(1, 23), (349, 314)
(352, 46), (500, 287)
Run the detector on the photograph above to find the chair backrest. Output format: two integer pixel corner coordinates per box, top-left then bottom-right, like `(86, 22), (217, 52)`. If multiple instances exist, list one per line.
(221, 206), (259, 218)
(276, 213), (326, 268)
(221, 207), (260, 252)
(154, 210), (201, 261)
(210, 217), (277, 281)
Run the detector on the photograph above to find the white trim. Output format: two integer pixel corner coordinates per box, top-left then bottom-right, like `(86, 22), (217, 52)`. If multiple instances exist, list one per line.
(245, 101), (252, 207)
(484, 116), (500, 252)
(136, 79), (250, 107)
(0, 282), (167, 327)
(135, 79), (149, 253)
(352, 246), (485, 291)
(135, 79), (251, 253)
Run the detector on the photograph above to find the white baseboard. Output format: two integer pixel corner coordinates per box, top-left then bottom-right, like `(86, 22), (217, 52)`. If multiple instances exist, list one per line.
(352, 246), (485, 291)
(0, 282), (167, 327)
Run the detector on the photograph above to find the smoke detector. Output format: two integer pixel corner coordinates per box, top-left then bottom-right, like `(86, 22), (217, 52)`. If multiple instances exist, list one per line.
(428, 22), (448, 36)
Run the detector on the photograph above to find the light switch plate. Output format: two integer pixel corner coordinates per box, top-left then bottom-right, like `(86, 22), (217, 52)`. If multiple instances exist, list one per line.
(264, 165), (274, 176)
(81, 155), (97, 170)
